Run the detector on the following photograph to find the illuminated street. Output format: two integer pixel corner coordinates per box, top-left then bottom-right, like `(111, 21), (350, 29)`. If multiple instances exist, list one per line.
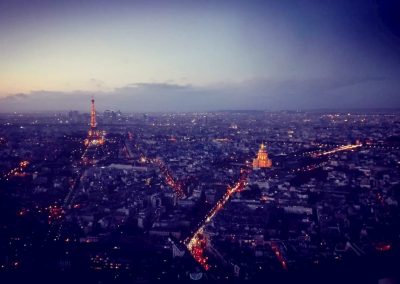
(186, 168), (250, 270)
(2, 160), (29, 180)
(313, 142), (363, 157)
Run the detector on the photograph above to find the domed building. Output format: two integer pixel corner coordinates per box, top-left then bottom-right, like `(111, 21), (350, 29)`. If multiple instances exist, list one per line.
(253, 143), (272, 169)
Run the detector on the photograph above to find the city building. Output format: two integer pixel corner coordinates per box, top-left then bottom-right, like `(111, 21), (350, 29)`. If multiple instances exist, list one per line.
(253, 142), (272, 169)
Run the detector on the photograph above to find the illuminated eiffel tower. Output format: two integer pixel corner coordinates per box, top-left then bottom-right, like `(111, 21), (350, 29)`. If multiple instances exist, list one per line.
(84, 96), (105, 147)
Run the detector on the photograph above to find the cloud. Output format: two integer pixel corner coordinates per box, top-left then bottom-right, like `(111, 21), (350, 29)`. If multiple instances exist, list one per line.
(228, 76), (394, 109)
(127, 82), (192, 90)
(89, 78), (109, 91)
(0, 76), (398, 113)
(2, 93), (29, 101)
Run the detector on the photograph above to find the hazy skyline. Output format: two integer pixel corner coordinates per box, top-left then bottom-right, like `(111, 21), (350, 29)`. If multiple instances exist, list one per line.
(1, 0), (400, 112)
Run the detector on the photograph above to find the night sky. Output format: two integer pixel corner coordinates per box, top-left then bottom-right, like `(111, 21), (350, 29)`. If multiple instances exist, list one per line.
(0, 0), (399, 112)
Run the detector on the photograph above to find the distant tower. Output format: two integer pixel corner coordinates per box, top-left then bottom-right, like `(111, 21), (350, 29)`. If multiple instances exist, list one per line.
(90, 96), (97, 129)
(84, 96), (105, 147)
(253, 142), (272, 169)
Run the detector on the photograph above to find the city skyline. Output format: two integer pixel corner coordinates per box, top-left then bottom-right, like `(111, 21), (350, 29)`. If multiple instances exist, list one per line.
(1, 106), (399, 283)
(1, 0), (400, 112)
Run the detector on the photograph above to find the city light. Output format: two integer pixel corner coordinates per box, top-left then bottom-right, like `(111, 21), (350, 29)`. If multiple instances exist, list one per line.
(312, 142), (362, 157)
(84, 97), (105, 147)
(0, 110), (398, 282)
(186, 167), (250, 270)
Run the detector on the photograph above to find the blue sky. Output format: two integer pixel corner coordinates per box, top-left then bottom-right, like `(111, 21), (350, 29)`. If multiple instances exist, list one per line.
(1, 0), (399, 111)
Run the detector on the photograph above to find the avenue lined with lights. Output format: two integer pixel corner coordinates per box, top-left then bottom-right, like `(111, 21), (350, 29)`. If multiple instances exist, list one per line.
(313, 142), (363, 157)
(1, 160), (29, 180)
(186, 168), (250, 270)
